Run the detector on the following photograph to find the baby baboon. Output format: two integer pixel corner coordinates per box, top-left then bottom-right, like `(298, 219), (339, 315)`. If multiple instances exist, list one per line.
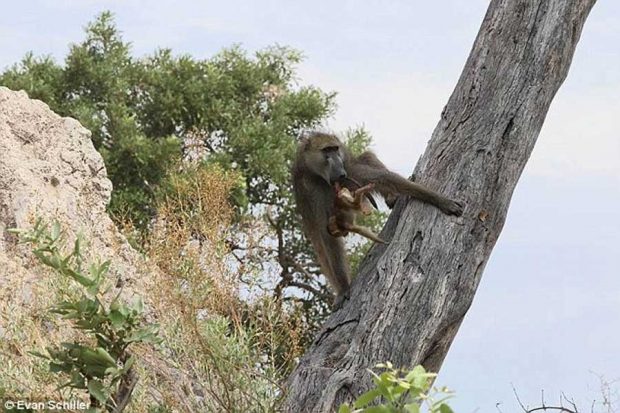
(327, 182), (387, 244)
(292, 131), (463, 303)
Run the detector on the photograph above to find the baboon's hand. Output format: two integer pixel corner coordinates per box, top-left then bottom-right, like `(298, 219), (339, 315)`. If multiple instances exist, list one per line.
(443, 200), (465, 216)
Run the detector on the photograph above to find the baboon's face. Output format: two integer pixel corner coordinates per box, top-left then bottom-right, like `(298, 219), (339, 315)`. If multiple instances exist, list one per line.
(323, 145), (347, 184)
(306, 143), (347, 185)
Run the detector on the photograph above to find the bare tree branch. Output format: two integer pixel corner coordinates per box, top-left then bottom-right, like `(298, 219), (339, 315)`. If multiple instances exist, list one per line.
(512, 385), (579, 413)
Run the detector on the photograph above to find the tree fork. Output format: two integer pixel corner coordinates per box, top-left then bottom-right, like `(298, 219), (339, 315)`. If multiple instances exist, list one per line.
(283, 0), (597, 411)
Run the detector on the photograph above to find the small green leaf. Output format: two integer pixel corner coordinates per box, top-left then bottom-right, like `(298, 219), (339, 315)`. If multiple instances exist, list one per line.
(130, 296), (144, 313)
(49, 362), (70, 373)
(87, 379), (108, 404)
(28, 350), (50, 359)
(353, 388), (381, 408)
(73, 236), (81, 256)
(81, 347), (116, 368)
(117, 303), (130, 317)
(51, 221), (61, 241)
(33, 250), (55, 267)
(109, 310), (126, 328)
(126, 324), (161, 344)
(90, 260), (111, 279)
(94, 348), (117, 366)
(392, 384), (408, 397)
(439, 404), (454, 413)
(69, 371), (86, 389)
(105, 366), (120, 376)
(338, 404), (352, 413)
(66, 268), (95, 288)
(405, 403), (421, 413)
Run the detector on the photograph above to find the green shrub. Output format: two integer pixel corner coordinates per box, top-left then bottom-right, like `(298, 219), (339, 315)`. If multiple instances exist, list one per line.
(10, 220), (161, 412)
(339, 363), (454, 413)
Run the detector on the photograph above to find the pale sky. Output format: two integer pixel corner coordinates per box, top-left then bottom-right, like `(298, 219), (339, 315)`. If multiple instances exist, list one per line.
(2, 1), (619, 411)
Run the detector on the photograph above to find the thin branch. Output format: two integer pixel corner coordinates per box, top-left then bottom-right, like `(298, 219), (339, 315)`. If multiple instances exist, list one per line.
(512, 385), (578, 413)
(287, 281), (329, 299)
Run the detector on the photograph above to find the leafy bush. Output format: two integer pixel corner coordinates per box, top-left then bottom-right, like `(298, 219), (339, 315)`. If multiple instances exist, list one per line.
(10, 220), (161, 412)
(339, 363), (454, 413)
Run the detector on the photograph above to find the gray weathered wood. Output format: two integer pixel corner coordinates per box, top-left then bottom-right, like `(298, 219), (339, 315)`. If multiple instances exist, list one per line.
(283, 0), (596, 411)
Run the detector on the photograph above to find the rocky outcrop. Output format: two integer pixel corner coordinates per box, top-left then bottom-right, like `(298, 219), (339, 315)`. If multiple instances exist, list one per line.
(0, 87), (217, 410)
(0, 86), (150, 311)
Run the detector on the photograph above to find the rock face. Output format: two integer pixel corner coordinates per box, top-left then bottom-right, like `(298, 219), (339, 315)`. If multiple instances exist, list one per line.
(0, 86), (149, 308)
(0, 87), (202, 408)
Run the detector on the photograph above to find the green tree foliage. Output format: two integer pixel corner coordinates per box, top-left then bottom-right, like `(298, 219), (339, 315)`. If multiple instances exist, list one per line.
(0, 11), (385, 338)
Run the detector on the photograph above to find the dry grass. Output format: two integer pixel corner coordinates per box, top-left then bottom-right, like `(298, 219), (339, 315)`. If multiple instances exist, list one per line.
(1, 163), (307, 413)
(140, 163), (305, 412)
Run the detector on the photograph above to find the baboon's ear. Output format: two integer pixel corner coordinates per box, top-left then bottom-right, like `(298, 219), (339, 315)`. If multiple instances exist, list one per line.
(297, 129), (315, 144)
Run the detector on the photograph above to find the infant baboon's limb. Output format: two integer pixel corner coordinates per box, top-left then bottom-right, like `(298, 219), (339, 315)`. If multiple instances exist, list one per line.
(334, 183), (375, 214)
(328, 183), (386, 244)
(341, 221), (387, 244)
(328, 211), (387, 245)
(348, 183), (376, 215)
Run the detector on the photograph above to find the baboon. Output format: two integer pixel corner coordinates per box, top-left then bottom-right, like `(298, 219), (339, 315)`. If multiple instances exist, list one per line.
(328, 182), (387, 244)
(292, 131), (463, 304)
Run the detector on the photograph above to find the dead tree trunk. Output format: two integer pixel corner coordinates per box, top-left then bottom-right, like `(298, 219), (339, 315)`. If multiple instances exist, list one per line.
(284, 0), (596, 411)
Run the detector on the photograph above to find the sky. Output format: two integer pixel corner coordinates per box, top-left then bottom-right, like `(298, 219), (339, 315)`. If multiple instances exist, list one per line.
(2, 1), (619, 411)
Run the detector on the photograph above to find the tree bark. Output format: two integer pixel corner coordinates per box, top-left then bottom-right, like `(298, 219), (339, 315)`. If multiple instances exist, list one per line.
(284, 0), (596, 411)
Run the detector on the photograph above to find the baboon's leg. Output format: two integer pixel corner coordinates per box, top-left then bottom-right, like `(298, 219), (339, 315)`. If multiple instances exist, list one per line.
(320, 229), (351, 294)
(310, 228), (350, 295)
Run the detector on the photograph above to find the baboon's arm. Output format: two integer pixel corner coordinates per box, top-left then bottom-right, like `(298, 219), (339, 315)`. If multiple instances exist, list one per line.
(350, 153), (464, 216)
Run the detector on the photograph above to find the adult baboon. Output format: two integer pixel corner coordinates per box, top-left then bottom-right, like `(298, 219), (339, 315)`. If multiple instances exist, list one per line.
(292, 131), (463, 304)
